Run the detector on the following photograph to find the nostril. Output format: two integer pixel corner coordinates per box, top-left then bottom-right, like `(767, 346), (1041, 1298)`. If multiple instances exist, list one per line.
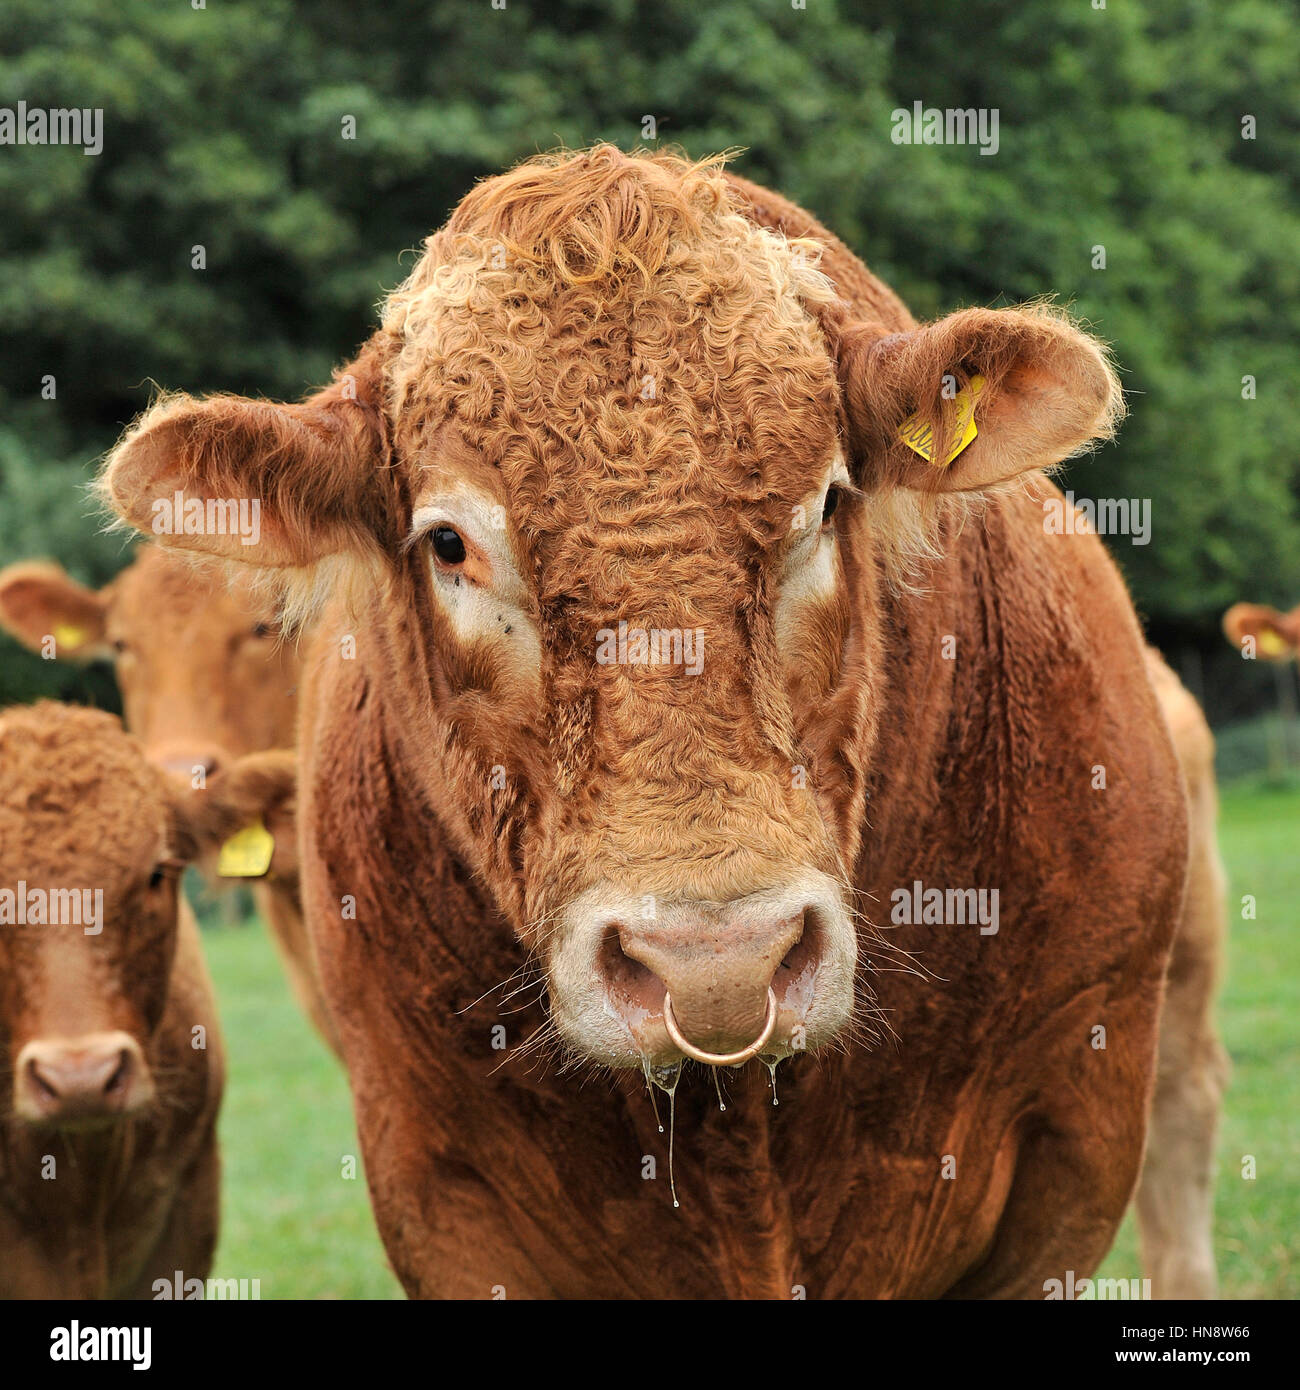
(606, 922), (656, 989)
(598, 925), (658, 994)
(777, 908), (820, 977)
(104, 1049), (132, 1096)
(28, 1059), (59, 1101)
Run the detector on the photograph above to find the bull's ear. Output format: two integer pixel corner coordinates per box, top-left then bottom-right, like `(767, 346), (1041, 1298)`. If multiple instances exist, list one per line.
(0, 561), (111, 660)
(1223, 602), (1300, 661)
(836, 304), (1124, 493)
(176, 749), (298, 881)
(100, 334), (393, 568)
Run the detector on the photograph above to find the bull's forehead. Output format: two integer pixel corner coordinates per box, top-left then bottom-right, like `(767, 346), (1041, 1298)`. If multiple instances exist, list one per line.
(502, 354), (836, 527)
(386, 163), (841, 577)
(398, 288), (840, 602)
(415, 382), (839, 625)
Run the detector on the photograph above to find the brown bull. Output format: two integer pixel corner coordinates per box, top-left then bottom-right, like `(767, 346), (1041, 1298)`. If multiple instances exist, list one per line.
(101, 147), (1188, 1298)
(0, 547), (336, 1055)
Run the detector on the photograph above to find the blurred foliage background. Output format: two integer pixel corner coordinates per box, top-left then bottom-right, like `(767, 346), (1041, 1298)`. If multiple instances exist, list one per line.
(1, 0), (1298, 738)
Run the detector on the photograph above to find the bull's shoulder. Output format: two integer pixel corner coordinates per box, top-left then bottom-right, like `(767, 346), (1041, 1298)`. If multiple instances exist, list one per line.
(949, 478), (1148, 662)
(949, 480), (1189, 823)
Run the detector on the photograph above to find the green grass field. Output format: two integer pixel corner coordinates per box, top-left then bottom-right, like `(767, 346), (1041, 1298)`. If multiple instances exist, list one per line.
(206, 782), (1299, 1299)
(206, 936), (401, 1299)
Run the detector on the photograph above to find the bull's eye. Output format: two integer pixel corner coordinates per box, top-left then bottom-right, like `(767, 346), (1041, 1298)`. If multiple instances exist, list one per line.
(431, 526), (467, 566)
(148, 860), (182, 891)
(111, 638), (129, 654)
(150, 856), (177, 889)
(821, 486), (843, 526)
(251, 621), (277, 639)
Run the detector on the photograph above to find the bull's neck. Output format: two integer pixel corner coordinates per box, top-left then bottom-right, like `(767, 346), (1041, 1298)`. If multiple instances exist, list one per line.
(854, 510), (1015, 893)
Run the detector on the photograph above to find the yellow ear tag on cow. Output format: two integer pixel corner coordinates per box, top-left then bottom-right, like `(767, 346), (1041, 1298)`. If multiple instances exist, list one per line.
(897, 375), (986, 466)
(1258, 629), (1288, 658)
(217, 820), (275, 879)
(53, 623), (87, 650)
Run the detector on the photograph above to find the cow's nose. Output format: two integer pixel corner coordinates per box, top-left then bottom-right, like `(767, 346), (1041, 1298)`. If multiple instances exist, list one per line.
(598, 899), (818, 1063)
(14, 1033), (151, 1126)
(147, 743), (225, 782)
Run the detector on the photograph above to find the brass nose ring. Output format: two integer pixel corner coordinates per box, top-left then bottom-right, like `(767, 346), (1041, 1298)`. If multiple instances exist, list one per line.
(662, 986), (778, 1067)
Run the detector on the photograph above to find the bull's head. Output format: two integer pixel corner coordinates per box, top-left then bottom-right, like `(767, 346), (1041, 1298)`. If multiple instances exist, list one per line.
(100, 148), (1120, 1071)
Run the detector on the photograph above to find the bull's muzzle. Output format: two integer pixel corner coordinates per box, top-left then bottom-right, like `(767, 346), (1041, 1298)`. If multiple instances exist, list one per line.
(549, 873), (856, 1067)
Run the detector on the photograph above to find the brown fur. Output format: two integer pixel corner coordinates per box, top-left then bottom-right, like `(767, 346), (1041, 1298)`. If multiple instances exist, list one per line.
(100, 149), (1186, 1298)
(0, 547), (337, 1056)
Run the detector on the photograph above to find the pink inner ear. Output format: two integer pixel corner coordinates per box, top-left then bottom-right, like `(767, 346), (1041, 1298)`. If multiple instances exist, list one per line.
(986, 360), (1059, 418)
(976, 345), (1118, 465)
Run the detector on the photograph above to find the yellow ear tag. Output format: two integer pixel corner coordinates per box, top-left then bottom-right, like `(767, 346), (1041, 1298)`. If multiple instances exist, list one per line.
(898, 375), (986, 466)
(1258, 629), (1288, 658)
(217, 820), (275, 878)
(53, 623), (87, 649)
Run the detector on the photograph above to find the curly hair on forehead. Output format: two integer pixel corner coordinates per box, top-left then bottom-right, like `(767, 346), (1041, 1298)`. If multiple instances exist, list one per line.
(444, 144), (737, 285)
(389, 144), (836, 314)
(0, 703), (170, 877)
(381, 145), (840, 469)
